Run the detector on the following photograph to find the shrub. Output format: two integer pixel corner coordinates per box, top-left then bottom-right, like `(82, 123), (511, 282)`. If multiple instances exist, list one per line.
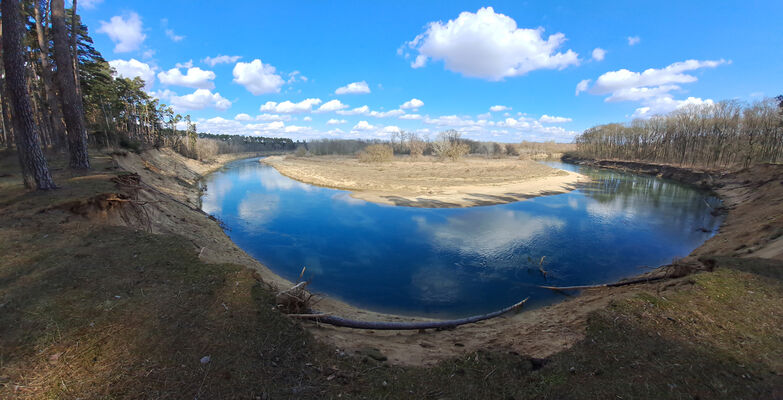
(294, 146), (307, 157)
(358, 144), (394, 163)
(407, 134), (426, 159)
(432, 130), (470, 161)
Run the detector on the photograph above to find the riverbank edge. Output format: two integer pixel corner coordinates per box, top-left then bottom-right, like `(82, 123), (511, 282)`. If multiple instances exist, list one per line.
(163, 150), (780, 366)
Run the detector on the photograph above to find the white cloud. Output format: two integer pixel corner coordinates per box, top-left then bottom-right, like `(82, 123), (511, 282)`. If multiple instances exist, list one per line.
(157, 67), (215, 89)
(539, 115), (572, 123)
(234, 113), (252, 121)
(315, 99), (349, 113)
(203, 55), (242, 66)
(175, 60), (193, 69)
(303, 116), (312, 121)
(400, 98), (424, 109)
(368, 109), (404, 118)
(287, 71), (308, 84)
(399, 114), (422, 120)
(575, 79), (591, 95)
(627, 36), (641, 46)
(326, 118), (347, 125)
(352, 121), (375, 131)
(108, 58), (155, 89)
(165, 29), (184, 42)
(168, 89), (232, 112)
(592, 48), (606, 61)
(489, 105), (511, 112)
(336, 105), (370, 116)
(632, 96), (714, 118)
(404, 7), (579, 80)
(580, 59), (726, 118)
(98, 12), (146, 53)
(255, 113), (291, 121)
(233, 59), (285, 95)
(259, 98), (322, 113)
(335, 81), (371, 95)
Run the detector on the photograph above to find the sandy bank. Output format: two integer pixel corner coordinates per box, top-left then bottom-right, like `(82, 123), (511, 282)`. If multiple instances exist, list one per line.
(261, 155), (587, 207)
(113, 150), (783, 367)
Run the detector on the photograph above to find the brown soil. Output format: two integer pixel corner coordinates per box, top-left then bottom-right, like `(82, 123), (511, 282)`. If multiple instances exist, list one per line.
(262, 155), (587, 207)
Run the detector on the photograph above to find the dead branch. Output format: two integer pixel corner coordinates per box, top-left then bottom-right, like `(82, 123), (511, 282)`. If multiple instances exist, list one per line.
(290, 298), (528, 330)
(539, 276), (669, 291)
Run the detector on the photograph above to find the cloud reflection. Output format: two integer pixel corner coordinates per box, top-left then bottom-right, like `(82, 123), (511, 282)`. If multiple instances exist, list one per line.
(413, 210), (564, 258)
(237, 193), (280, 230)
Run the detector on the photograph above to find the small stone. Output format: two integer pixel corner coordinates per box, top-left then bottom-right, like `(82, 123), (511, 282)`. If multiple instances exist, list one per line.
(200, 356), (211, 364)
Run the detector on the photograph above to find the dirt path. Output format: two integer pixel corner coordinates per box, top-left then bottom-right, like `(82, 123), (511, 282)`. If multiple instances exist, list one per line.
(262, 155), (587, 207)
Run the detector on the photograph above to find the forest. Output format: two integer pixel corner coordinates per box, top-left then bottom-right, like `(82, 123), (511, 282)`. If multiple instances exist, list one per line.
(0, 0), (297, 190)
(574, 97), (783, 168)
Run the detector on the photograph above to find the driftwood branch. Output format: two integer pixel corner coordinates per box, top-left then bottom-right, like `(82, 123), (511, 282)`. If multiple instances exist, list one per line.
(290, 298), (528, 330)
(539, 276), (668, 292)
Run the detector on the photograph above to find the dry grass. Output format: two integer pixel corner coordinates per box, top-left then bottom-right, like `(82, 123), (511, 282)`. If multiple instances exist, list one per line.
(358, 144), (393, 163)
(1, 149), (781, 399)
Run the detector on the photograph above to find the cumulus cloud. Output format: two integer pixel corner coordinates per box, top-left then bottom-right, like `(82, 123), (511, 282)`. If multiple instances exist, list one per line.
(165, 29), (184, 42)
(335, 81), (371, 95)
(165, 89), (232, 112)
(399, 114), (422, 120)
(108, 58), (155, 89)
(315, 99), (349, 113)
(627, 36), (641, 46)
(336, 105), (370, 116)
(326, 118), (347, 125)
(203, 55), (242, 66)
(489, 105), (511, 112)
(98, 12), (146, 53)
(234, 113), (252, 121)
(259, 98), (322, 113)
(352, 121), (375, 131)
(403, 7), (579, 80)
(400, 98), (424, 109)
(233, 59), (285, 95)
(368, 109), (404, 118)
(592, 48), (606, 61)
(175, 60), (193, 69)
(255, 113), (291, 121)
(579, 59), (726, 117)
(632, 96), (714, 118)
(539, 115), (572, 123)
(157, 67), (216, 89)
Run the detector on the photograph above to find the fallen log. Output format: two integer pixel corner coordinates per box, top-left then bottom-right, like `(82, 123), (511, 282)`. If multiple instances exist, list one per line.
(289, 298), (528, 330)
(539, 275), (668, 291)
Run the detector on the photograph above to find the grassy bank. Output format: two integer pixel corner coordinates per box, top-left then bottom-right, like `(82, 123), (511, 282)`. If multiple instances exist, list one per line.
(1, 149), (781, 399)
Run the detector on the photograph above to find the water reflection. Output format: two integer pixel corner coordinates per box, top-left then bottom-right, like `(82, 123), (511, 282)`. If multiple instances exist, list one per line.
(200, 158), (722, 317)
(413, 210), (564, 258)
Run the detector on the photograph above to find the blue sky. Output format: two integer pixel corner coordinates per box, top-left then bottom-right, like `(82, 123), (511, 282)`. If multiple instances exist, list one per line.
(79, 1), (782, 142)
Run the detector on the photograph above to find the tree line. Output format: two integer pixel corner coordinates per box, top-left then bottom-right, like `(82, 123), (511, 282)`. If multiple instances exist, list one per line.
(574, 98), (783, 169)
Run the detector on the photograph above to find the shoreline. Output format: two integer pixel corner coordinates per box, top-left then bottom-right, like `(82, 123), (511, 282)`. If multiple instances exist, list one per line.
(115, 150), (783, 365)
(261, 155), (588, 208)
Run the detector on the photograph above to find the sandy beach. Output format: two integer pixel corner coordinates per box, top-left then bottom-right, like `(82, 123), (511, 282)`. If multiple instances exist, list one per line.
(261, 155), (588, 207)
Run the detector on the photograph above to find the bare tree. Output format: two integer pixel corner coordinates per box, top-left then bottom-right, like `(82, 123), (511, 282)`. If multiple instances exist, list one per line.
(51, 0), (90, 169)
(1, 0), (56, 189)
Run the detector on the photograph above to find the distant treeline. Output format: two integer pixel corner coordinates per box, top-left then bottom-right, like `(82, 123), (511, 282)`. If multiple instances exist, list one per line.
(575, 97), (783, 169)
(300, 131), (574, 159)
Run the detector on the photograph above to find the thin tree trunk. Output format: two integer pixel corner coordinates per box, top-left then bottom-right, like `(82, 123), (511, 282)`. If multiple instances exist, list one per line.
(33, 2), (67, 150)
(51, 0), (90, 169)
(1, 0), (56, 189)
(69, 0), (81, 96)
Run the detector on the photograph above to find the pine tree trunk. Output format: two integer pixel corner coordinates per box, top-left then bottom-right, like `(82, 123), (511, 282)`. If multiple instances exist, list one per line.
(1, 0), (57, 190)
(33, 3), (68, 150)
(51, 0), (89, 169)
